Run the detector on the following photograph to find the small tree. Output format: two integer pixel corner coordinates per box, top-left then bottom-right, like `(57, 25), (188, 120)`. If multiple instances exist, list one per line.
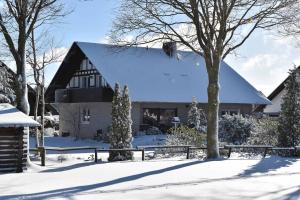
(120, 85), (133, 160)
(188, 97), (201, 130)
(278, 67), (300, 147)
(27, 30), (64, 147)
(109, 83), (123, 161)
(187, 97), (206, 131)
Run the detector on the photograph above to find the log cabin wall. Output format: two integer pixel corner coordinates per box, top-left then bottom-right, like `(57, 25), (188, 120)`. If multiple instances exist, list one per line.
(0, 128), (27, 173)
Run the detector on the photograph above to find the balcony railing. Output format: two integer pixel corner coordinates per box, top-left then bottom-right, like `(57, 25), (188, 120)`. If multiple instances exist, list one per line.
(55, 87), (112, 103)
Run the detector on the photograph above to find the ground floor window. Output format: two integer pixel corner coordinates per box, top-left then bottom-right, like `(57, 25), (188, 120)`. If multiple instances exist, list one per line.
(142, 108), (177, 131)
(81, 108), (91, 124)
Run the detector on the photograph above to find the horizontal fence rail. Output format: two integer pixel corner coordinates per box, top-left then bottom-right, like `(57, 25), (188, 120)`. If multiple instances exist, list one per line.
(28, 145), (300, 167)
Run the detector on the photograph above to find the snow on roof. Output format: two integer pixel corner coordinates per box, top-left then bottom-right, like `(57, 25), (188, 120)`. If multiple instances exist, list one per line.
(76, 42), (271, 105)
(0, 104), (40, 128)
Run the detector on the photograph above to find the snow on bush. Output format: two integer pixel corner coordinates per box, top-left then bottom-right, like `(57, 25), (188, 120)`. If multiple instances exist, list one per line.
(0, 62), (16, 104)
(219, 114), (255, 145)
(187, 97), (207, 132)
(247, 117), (279, 146)
(166, 125), (206, 147)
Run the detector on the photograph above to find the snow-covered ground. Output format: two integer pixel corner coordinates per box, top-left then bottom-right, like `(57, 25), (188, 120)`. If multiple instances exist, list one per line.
(1, 155), (300, 200)
(29, 134), (166, 150)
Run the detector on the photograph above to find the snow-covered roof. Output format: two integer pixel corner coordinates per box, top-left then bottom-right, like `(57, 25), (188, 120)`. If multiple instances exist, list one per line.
(75, 42), (270, 105)
(0, 104), (40, 128)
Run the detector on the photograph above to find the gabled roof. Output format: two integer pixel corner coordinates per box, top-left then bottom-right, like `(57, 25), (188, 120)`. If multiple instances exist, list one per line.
(267, 66), (300, 101)
(0, 104), (40, 127)
(71, 42), (270, 105)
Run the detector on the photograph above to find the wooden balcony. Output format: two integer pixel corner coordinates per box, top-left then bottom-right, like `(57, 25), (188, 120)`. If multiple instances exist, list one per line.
(55, 87), (113, 103)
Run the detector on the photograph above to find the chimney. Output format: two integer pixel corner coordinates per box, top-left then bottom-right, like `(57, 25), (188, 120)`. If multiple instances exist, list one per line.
(162, 41), (177, 57)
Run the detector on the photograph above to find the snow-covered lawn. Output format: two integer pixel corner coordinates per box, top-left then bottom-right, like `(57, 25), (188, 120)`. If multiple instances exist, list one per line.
(29, 134), (166, 151)
(1, 155), (300, 200)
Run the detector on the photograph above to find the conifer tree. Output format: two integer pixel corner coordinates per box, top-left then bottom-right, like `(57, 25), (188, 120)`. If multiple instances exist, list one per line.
(108, 84), (133, 161)
(188, 97), (201, 130)
(108, 83), (123, 161)
(278, 67), (300, 147)
(120, 85), (133, 160)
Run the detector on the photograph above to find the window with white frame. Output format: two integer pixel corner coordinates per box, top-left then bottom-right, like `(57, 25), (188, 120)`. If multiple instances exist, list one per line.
(89, 75), (95, 87)
(80, 58), (88, 70)
(73, 76), (79, 88)
(81, 108), (90, 124)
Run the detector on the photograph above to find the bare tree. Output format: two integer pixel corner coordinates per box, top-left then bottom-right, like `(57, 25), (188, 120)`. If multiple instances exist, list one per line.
(27, 30), (64, 147)
(0, 0), (67, 114)
(110, 0), (298, 158)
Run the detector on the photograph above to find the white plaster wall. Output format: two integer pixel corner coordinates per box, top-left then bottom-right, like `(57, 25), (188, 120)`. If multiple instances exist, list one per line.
(264, 89), (286, 113)
(58, 102), (254, 138)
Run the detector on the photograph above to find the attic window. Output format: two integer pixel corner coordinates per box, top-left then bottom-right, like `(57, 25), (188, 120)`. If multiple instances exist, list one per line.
(80, 58), (95, 70)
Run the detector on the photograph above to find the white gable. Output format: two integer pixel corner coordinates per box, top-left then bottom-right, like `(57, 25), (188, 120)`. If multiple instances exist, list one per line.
(76, 42), (270, 105)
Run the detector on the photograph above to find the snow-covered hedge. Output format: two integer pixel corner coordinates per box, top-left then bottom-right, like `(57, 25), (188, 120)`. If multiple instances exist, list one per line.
(247, 118), (279, 146)
(166, 125), (206, 147)
(219, 114), (255, 145)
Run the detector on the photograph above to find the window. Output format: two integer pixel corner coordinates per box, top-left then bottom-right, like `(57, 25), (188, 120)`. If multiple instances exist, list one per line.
(80, 59), (88, 70)
(81, 108), (90, 124)
(95, 75), (101, 87)
(69, 77), (74, 88)
(81, 76), (87, 88)
(89, 75), (95, 87)
(74, 76), (79, 88)
(142, 108), (177, 129)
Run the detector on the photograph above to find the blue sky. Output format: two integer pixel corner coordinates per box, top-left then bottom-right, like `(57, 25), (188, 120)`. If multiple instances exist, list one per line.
(44, 0), (300, 96)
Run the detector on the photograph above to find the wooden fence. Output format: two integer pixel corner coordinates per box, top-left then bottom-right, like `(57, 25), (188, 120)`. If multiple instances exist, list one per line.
(29, 145), (300, 166)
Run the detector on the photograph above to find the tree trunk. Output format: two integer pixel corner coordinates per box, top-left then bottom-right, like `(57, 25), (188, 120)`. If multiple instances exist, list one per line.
(16, 72), (30, 115)
(40, 72), (45, 147)
(34, 85), (40, 147)
(205, 57), (221, 159)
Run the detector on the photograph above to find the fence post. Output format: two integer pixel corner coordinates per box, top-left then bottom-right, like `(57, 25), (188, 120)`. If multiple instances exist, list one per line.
(142, 148), (145, 161)
(38, 147), (46, 166)
(186, 147), (190, 159)
(95, 148), (98, 163)
(263, 147), (269, 158)
(228, 147), (232, 158)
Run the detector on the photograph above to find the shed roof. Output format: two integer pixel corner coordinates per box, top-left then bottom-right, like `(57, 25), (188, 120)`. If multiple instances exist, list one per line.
(75, 42), (270, 105)
(0, 104), (40, 128)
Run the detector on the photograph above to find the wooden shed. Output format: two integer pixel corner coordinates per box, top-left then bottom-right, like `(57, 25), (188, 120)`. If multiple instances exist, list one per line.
(0, 104), (40, 173)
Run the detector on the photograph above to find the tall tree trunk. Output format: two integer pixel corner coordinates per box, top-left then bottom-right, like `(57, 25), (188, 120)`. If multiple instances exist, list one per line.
(205, 57), (221, 159)
(34, 85), (40, 147)
(40, 70), (45, 146)
(16, 19), (30, 115)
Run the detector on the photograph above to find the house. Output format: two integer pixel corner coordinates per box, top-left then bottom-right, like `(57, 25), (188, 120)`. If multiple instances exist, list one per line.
(0, 60), (57, 116)
(45, 42), (270, 138)
(263, 66), (300, 117)
(0, 104), (40, 173)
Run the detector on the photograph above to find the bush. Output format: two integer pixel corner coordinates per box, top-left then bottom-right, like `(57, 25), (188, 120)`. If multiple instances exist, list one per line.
(146, 126), (163, 135)
(219, 114), (255, 144)
(247, 118), (279, 146)
(166, 125), (206, 147)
